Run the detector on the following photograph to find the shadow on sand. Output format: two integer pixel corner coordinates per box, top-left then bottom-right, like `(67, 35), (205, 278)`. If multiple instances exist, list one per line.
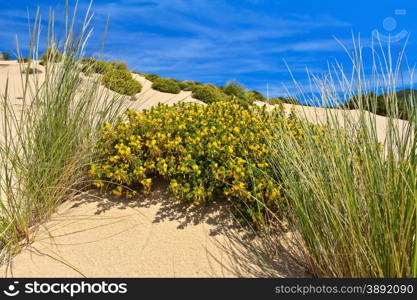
(69, 179), (310, 277)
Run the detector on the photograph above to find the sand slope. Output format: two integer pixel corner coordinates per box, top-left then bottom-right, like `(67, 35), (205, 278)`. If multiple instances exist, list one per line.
(1, 182), (306, 278)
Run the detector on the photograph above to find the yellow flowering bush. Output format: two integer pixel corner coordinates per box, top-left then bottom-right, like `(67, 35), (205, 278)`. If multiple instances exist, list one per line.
(90, 101), (312, 225)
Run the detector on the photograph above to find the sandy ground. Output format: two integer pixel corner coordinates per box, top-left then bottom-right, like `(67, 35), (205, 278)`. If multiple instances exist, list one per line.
(0, 181), (307, 277)
(0, 60), (409, 277)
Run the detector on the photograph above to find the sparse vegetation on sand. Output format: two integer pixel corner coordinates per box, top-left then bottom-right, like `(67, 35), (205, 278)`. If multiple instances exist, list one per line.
(102, 69), (142, 96)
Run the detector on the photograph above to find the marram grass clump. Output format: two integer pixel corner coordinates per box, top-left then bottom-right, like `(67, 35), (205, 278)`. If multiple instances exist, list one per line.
(0, 3), (122, 253)
(260, 40), (417, 278)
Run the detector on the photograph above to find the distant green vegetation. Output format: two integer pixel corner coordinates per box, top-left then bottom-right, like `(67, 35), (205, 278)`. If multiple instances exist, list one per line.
(102, 69), (142, 96)
(1, 51), (11, 60)
(144, 73), (160, 82)
(151, 78), (181, 94)
(142, 74), (270, 106)
(341, 89), (416, 120)
(268, 97), (300, 105)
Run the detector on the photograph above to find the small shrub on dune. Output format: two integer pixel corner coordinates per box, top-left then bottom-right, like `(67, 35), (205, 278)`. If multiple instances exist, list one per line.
(41, 46), (63, 65)
(247, 90), (266, 102)
(81, 57), (113, 74)
(191, 85), (229, 104)
(269, 97), (299, 105)
(144, 73), (160, 82)
(109, 61), (128, 70)
(102, 69), (142, 96)
(17, 57), (30, 63)
(221, 80), (247, 99)
(220, 81), (260, 108)
(151, 78), (181, 94)
(178, 80), (202, 91)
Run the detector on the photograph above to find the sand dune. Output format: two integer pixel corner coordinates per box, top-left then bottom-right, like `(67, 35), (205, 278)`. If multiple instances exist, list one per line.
(0, 61), (408, 277)
(254, 100), (410, 143)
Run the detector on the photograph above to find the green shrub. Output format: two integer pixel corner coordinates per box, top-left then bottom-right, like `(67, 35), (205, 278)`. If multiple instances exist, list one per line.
(102, 69), (142, 96)
(151, 78), (181, 94)
(220, 81), (261, 108)
(144, 73), (160, 82)
(81, 57), (113, 74)
(178, 81), (201, 91)
(221, 80), (247, 99)
(17, 57), (30, 63)
(109, 61), (128, 70)
(248, 90), (266, 102)
(191, 85), (229, 104)
(90, 101), (298, 224)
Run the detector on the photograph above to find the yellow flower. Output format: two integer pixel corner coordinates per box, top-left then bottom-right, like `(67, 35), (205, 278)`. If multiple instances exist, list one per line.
(93, 181), (104, 188)
(112, 186), (123, 197)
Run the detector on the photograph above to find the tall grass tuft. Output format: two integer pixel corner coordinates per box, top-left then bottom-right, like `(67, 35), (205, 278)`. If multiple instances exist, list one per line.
(264, 38), (417, 277)
(0, 2), (122, 257)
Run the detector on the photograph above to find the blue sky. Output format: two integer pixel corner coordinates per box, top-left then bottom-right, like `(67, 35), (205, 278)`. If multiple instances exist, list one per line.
(1, 0), (416, 99)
